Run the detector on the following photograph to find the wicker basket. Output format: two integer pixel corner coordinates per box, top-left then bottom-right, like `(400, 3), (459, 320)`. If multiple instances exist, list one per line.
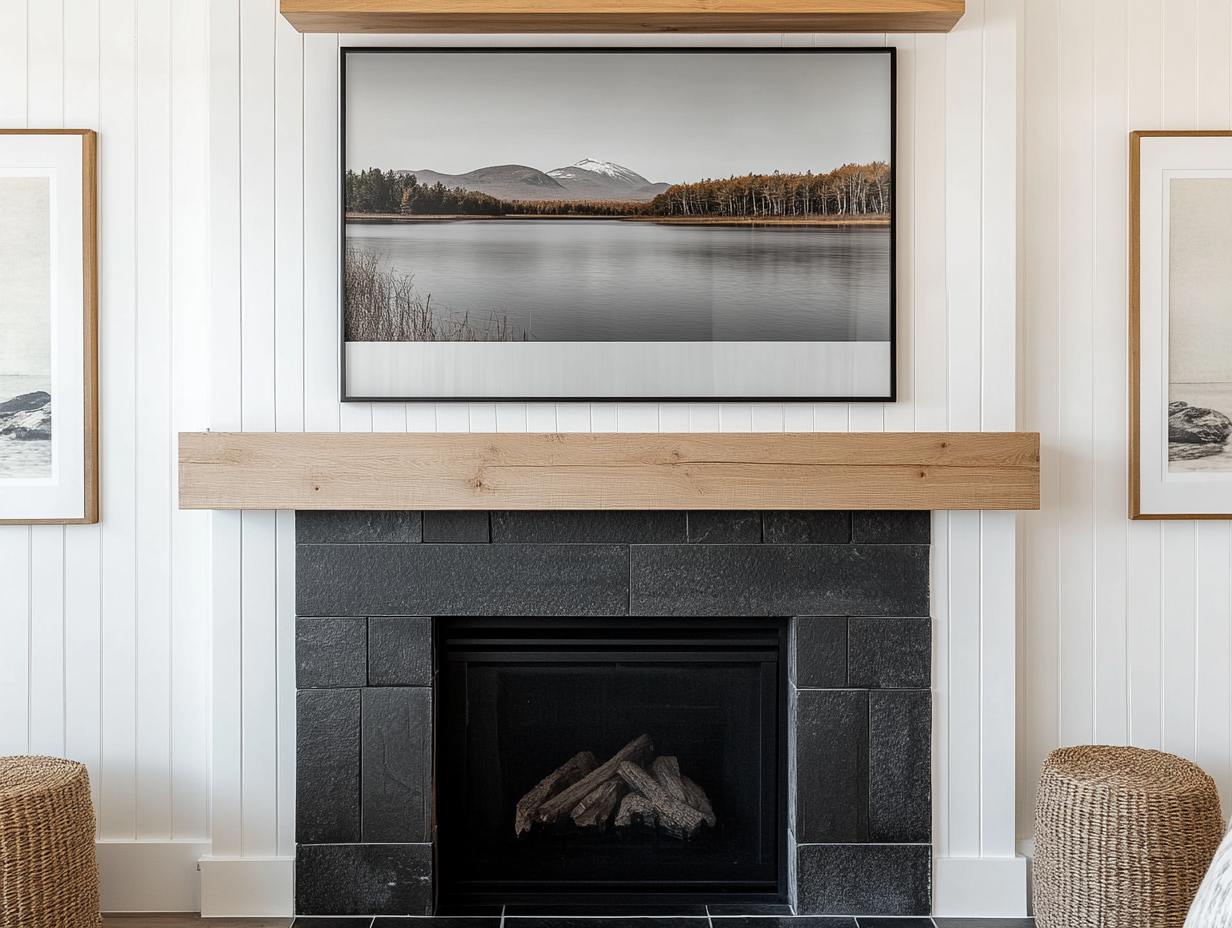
(0, 756), (102, 928)
(1034, 745), (1224, 928)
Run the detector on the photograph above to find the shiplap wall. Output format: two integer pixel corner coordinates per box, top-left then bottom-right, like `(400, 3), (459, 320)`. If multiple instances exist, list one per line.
(1017, 0), (1232, 839)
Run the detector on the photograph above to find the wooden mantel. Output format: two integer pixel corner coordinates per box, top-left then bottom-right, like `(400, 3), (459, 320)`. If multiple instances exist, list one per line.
(178, 431), (1039, 511)
(279, 0), (965, 34)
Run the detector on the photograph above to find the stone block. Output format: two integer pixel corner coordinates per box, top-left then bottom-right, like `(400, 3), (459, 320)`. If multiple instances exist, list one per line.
(869, 690), (931, 843)
(295, 843), (432, 916)
(794, 689), (868, 843)
(763, 511), (851, 544)
(792, 616), (848, 688)
(687, 511), (763, 544)
(848, 616), (930, 689)
(296, 688), (361, 843)
(795, 843), (931, 916)
(492, 510), (686, 544)
(297, 510), (421, 545)
(362, 687), (433, 844)
(368, 616), (432, 686)
(296, 617), (367, 688)
(423, 510), (491, 543)
(850, 511), (930, 545)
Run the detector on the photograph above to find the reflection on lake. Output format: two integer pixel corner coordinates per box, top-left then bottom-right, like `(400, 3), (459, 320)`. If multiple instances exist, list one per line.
(346, 219), (890, 342)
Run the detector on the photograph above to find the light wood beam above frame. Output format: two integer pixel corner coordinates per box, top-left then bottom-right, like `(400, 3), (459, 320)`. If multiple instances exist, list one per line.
(178, 431), (1039, 511)
(279, 0), (966, 34)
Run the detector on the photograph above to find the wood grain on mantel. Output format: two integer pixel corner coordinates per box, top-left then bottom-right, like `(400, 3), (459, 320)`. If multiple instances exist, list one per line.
(178, 431), (1039, 511)
(279, 0), (965, 33)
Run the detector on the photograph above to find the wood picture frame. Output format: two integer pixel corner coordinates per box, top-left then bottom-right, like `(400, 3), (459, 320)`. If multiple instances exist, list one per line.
(1131, 130), (1232, 519)
(0, 129), (99, 524)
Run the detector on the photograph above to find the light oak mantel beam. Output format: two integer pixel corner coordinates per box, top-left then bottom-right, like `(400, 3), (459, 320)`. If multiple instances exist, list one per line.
(278, 0), (966, 34)
(178, 431), (1040, 512)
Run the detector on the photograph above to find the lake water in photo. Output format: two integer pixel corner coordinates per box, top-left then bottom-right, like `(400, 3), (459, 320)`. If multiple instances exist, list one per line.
(0, 374), (52, 479)
(346, 219), (891, 343)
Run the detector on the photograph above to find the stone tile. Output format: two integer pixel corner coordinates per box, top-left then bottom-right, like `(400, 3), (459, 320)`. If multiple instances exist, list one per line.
(848, 616), (931, 689)
(792, 616), (848, 688)
(796, 844), (931, 916)
(504, 920), (708, 928)
(296, 843), (432, 916)
(713, 920), (854, 928)
(422, 511), (490, 543)
(432, 907), (505, 916)
(362, 687), (432, 844)
(763, 511), (851, 544)
(856, 920), (935, 927)
(629, 545), (928, 617)
(297, 511), (421, 545)
(794, 690), (868, 843)
(297, 617), (368, 688)
(850, 511), (930, 545)
(374, 919), (501, 928)
(492, 510), (686, 544)
(298, 544), (629, 616)
(869, 690), (931, 844)
(932, 921), (1036, 928)
(688, 511), (763, 543)
(367, 616), (432, 686)
(296, 689), (361, 844)
(291, 919), (374, 927)
(506, 906), (707, 916)
(706, 905), (796, 916)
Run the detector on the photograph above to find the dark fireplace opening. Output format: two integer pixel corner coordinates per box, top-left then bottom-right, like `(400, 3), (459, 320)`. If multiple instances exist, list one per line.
(436, 616), (789, 905)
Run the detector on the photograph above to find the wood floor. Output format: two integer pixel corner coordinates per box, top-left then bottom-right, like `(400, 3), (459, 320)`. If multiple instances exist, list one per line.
(103, 917), (292, 927)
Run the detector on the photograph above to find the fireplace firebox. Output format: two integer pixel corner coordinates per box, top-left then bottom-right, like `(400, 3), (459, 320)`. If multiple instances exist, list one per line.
(437, 617), (788, 904)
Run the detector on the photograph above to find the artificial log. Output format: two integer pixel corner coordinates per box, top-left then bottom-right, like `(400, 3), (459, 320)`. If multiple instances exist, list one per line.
(570, 778), (626, 830)
(515, 750), (597, 835)
(616, 760), (707, 839)
(536, 734), (654, 825)
(615, 793), (657, 830)
(651, 756), (688, 803)
(680, 774), (717, 828)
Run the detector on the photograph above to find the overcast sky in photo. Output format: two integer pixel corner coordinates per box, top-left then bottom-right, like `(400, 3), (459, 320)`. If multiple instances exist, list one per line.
(345, 51), (892, 183)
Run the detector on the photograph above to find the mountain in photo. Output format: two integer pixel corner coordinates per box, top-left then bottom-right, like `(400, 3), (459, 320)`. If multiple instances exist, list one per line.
(408, 159), (669, 203)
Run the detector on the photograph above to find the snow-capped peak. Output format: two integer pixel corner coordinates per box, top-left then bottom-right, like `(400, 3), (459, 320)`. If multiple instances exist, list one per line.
(548, 159), (643, 183)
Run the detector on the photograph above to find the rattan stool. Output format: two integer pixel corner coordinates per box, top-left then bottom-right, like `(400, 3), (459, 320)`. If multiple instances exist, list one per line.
(1034, 745), (1224, 928)
(0, 756), (102, 928)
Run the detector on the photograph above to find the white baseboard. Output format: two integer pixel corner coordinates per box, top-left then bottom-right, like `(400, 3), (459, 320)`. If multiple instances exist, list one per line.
(933, 856), (1029, 917)
(198, 856), (295, 917)
(96, 841), (212, 913)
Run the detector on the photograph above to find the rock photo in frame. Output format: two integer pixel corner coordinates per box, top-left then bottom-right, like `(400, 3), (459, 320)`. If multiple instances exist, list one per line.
(340, 48), (896, 402)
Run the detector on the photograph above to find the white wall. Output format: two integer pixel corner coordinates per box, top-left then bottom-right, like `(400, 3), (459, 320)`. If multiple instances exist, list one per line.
(1018, 0), (1232, 843)
(11, 0), (1195, 917)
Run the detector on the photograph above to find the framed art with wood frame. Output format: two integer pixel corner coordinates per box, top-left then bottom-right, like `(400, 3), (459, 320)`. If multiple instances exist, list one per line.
(0, 130), (99, 524)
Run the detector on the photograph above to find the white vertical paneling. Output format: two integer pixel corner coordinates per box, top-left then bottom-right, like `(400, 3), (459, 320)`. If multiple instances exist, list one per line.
(275, 14), (306, 433)
(1195, 523), (1232, 811)
(28, 526), (65, 758)
(26, 0), (63, 127)
(496, 403), (528, 432)
(471, 403), (499, 432)
(1197, 0), (1231, 124)
(884, 33), (916, 433)
(276, 511), (298, 856)
(0, 1), (28, 123)
(1164, 0), (1200, 130)
(64, 0), (100, 128)
(1162, 522), (1198, 760)
(241, 511), (279, 857)
(931, 509), (952, 859)
(0, 527), (31, 755)
(946, 509), (982, 857)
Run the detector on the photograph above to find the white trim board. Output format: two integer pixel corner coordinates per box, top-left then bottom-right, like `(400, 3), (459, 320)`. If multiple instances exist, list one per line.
(933, 856), (1029, 917)
(198, 856), (294, 918)
(96, 841), (211, 913)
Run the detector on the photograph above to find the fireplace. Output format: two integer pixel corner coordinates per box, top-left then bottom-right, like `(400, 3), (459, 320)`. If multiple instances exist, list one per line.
(294, 509), (932, 918)
(437, 617), (787, 903)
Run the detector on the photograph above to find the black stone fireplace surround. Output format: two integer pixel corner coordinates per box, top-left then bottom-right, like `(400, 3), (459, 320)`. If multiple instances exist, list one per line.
(294, 509), (932, 919)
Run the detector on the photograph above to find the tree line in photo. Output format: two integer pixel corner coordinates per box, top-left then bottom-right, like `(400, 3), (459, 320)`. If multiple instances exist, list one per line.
(344, 161), (891, 220)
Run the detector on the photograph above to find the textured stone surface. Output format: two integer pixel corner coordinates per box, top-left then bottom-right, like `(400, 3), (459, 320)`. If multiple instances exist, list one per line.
(850, 511), (931, 545)
(297, 510), (421, 545)
(687, 511), (763, 544)
(763, 511), (851, 544)
(373, 919), (502, 928)
(362, 687), (432, 843)
(423, 510), (491, 543)
(367, 616), (432, 686)
(869, 690), (931, 843)
(794, 689), (868, 843)
(492, 510), (686, 544)
(795, 843), (931, 916)
(708, 919), (856, 928)
(296, 617), (368, 688)
(296, 688), (361, 843)
(848, 616), (931, 688)
(629, 545), (929, 617)
(792, 616), (848, 688)
(295, 843), (432, 916)
(298, 544), (629, 616)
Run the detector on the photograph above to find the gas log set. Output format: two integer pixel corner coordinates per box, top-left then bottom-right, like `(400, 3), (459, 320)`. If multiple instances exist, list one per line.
(515, 734), (717, 840)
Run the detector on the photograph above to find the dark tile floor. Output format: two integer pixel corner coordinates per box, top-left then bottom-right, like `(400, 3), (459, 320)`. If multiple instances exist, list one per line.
(289, 910), (1035, 928)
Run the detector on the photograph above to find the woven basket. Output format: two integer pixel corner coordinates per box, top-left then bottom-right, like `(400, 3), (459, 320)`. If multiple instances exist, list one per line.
(1034, 745), (1224, 928)
(0, 756), (102, 928)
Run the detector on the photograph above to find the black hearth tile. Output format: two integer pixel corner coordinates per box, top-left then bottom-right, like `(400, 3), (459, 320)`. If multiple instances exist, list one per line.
(373, 919), (501, 928)
(850, 511), (930, 545)
(706, 905), (796, 916)
(431, 906), (506, 916)
(794, 690), (869, 842)
(855, 919), (935, 927)
(296, 843), (432, 916)
(368, 616), (433, 686)
(506, 905), (707, 916)
(296, 688), (361, 843)
(792, 616), (848, 688)
(848, 617), (930, 689)
(711, 918), (854, 928)
(298, 544), (628, 616)
(932, 921), (1035, 927)
(504, 918), (708, 928)
(423, 510), (491, 543)
(629, 544), (928, 618)
(297, 617), (368, 688)
(492, 510), (687, 544)
(688, 510), (762, 544)
(362, 687), (432, 843)
(292, 919), (375, 927)
(795, 844), (931, 916)
(763, 511), (851, 544)
(869, 690), (931, 843)
(297, 510), (422, 545)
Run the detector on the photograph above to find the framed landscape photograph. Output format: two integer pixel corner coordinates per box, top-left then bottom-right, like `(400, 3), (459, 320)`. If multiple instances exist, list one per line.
(0, 130), (98, 524)
(1132, 130), (1232, 518)
(341, 48), (895, 402)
